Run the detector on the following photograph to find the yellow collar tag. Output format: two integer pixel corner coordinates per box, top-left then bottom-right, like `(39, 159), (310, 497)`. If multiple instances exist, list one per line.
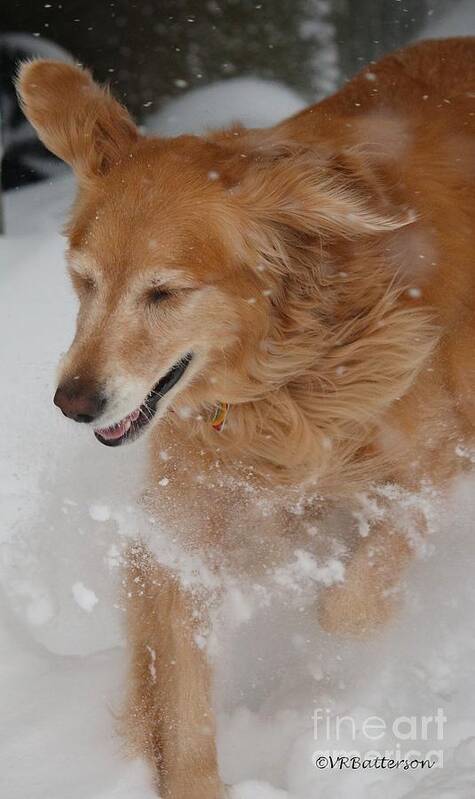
(211, 401), (229, 431)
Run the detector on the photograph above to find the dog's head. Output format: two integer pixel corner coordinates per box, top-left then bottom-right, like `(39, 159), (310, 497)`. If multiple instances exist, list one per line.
(17, 60), (410, 448)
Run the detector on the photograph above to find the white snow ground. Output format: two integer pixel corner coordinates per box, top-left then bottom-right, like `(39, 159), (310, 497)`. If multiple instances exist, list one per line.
(2, 6), (475, 798)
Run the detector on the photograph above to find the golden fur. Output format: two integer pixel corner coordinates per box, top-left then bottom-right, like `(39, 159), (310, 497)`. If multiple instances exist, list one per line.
(17, 37), (475, 798)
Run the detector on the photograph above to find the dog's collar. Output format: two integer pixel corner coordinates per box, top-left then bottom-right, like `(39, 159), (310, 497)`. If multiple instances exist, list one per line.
(210, 401), (230, 431)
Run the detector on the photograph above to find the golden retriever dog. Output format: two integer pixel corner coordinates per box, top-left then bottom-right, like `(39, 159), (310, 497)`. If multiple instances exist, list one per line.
(17, 36), (475, 798)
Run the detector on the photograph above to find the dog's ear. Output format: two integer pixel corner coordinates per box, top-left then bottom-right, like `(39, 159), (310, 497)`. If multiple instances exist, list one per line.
(234, 141), (413, 246)
(16, 60), (139, 179)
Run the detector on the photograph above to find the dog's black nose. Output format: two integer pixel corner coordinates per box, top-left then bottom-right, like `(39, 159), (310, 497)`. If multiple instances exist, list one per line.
(54, 380), (106, 423)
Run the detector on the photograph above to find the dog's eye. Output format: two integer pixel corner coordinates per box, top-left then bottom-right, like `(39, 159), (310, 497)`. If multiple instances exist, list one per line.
(147, 287), (172, 304)
(82, 275), (96, 291)
(70, 270), (96, 295)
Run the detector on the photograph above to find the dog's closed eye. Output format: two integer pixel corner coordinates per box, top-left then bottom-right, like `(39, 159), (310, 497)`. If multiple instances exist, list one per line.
(146, 287), (173, 304)
(70, 269), (97, 296)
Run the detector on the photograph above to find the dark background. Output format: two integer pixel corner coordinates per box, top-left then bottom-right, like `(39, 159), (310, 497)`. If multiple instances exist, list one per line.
(0, 0), (455, 189)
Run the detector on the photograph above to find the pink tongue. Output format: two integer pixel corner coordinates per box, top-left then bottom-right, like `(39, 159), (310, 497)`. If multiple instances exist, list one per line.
(98, 418), (131, 440)
(96, 407), (141, 440)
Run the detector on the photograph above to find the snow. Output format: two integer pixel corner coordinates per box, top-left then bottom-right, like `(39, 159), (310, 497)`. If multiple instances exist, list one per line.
(230, 783), (291, 799)
(2, 6), (475, 796)
(89, 504), (113, 522)
(72, 582), (99, 613)
(146, 77), (306, 137)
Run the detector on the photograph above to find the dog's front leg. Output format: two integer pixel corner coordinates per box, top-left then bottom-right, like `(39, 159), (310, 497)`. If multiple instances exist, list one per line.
(124, 543), (224, 799)
(318, 520), (412, 636)
(317, 486), (436, 636)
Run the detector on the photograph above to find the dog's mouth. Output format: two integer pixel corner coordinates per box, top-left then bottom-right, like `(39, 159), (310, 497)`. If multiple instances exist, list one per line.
(94, 353), (193, 447)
